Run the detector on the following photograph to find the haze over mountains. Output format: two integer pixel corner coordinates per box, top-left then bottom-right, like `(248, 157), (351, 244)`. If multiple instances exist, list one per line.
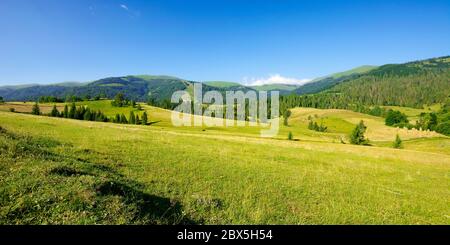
(1, 56), (449, 108)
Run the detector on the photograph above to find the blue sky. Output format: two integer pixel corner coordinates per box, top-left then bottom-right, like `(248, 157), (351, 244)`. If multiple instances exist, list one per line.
(1, 0), (449, 86)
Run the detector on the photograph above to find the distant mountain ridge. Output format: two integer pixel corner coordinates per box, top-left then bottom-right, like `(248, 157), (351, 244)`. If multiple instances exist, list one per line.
(294, 65), (377, 95)
(1, 56), (448, 108)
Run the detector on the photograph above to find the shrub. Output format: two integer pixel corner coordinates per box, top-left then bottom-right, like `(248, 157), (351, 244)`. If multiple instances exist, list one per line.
(393, 134), (402, 149)
(385, 110), (408, 126)
(283, 110), (292, 126)
(31, 102), (40, 115)
(436, 122), (450, 136)
(288, 131), (293, 140)
(350, 120), (369, 145)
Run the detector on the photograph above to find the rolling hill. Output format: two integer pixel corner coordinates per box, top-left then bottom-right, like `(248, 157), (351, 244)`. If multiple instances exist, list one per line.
(1, 100), (449, 224)
(326, 56), (450, 107)
(294, 65), (377, 95)
(1, 56), (448, 109)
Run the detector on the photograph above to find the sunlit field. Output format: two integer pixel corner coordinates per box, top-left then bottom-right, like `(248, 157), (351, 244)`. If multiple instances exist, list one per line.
(1, 101), (449, 224)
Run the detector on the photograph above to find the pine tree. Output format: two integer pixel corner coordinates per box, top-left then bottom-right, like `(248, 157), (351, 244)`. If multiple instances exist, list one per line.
(129, 111), (135, 124)
(63, 104), (69, 118)
(84, 109), (91, 121)
(50, 105), (59, 117)
(288, 131), (293, 140)
(142, 111), (148, 125)
(350, 120), (368, 145)
(31, 102), (40, 115)
(393, 134), (402, 149)
(135, 114), (140, 125)
(114, 114), (121, 123)
(283, 109), (292, 126)
(69, 103), (76, 119)
(120, 114), (128, 124)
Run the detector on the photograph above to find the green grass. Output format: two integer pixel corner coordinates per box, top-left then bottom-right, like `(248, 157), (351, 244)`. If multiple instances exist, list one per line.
(203, 81), (242, 88)
(251, 84), (298, 91)
(381, 104), (441, 122)
(1, 105), (449, 224)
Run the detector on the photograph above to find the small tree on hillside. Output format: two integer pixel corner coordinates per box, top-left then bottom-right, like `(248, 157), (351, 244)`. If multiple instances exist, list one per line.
(31, 102), (40, 115)
(68, 103), (76, 119)
(142, 111), (148, 125)
(112, 93), (126, 107)
(288, 131), (294, 140)
(63, 104), (69, 118)
(114, 114), (121, 123)
(135, 114), (140, 125)
(129, 111), (136, 124)
(393, 134), (402, 149)
(283, 109), (292, 126)
(50, 105), (59, 117)
(385, 110), (408, 126)
(120, 113), (128, 124)
(350, 120), (368, 145)
(84, 109), (92, 121)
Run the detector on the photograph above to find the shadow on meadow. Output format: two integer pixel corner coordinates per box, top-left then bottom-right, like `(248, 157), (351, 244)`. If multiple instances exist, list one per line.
(0, 126), (198, 225)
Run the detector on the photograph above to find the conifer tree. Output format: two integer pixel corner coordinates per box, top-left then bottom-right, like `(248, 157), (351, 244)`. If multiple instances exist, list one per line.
(142, 111), (148, 125)
(288, 131), (293, 140)
(63, 104), (69, 118)
(50, 105), (59, 117)
(69, 103), (76, 119)
(120, 114), (128, 124)
(350, 120), (368, 145)
(84, 109), (91, 121)
(31, 102), (40, 115)
(135, 114), (140, 125)
(393, 134), (402, 149)
(129, 111), (135, 124)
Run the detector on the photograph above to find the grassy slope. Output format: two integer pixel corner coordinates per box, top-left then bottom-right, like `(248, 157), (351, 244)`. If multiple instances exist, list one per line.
(310, 65), (377, 82)
(381, 104), (442, 122)
(203, 81), (242, 88)
(251, 84), (299, 92)
(1, 103), (449, 224)
(0, 100), (446, 145)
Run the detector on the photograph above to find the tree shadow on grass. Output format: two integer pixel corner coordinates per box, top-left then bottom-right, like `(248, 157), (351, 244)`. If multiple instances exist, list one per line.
(0, 127), (199, 224)
(95, 181), (198, 224)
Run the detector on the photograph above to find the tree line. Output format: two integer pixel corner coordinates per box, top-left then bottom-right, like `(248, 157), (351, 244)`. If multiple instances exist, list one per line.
(29, 102), (149, 126)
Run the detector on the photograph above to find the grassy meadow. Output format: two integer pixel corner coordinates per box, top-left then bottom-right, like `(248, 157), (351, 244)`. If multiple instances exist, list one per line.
(0, 101), (449, 224)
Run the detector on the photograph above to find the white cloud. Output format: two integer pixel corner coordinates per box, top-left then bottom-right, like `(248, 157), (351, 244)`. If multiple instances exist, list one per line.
(119, 4), (140, 17)
(120, 4), (129, 11)
(242, 74), (311, 86)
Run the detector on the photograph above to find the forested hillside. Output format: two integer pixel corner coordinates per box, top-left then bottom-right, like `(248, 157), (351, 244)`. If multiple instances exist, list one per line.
(281, 56), (450, 113)
(328, 56), (450, 107)
(295, 65), (377, 95)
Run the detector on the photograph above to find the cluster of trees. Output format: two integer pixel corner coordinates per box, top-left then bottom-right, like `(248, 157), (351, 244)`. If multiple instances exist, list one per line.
(45, 103), (109, 122)
(112, 111), (148, 125)
(280, 91), (450, 136)
(308, 120), (327, 132)
(38, 95), (103, 103)
(30, 102), (151, 127)
(0, 96), (4, 103)
(111, 93), (136, 107)
(434, 99), (450, 136)
(38, 96), (64, 103)
(385, 110), (409, 127)
(147, 97), (174, 110)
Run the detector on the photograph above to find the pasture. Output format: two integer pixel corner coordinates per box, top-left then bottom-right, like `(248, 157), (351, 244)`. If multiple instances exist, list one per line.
(0, 101), (449, 224)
